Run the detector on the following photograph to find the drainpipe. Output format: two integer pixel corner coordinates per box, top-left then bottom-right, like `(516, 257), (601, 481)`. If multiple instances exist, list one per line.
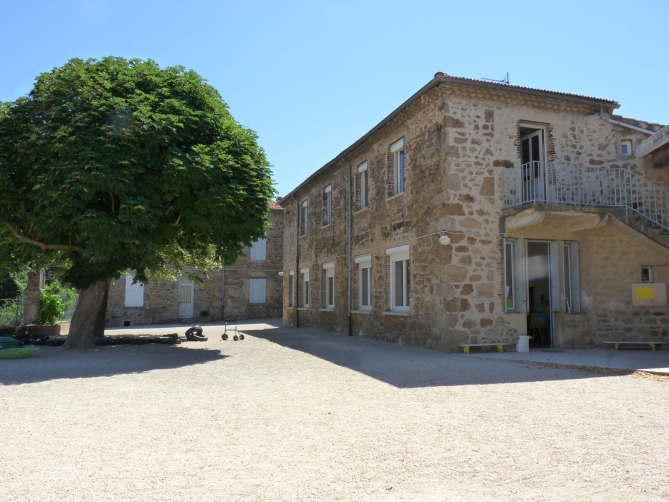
(294, 194), (300, 328)
(599, 106), (656, 136)
(342, 156), (353, 336)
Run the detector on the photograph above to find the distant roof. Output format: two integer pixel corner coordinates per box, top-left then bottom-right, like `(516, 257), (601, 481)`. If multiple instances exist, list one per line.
(280, 73), (621, 204)
(270, 200), (284, 210)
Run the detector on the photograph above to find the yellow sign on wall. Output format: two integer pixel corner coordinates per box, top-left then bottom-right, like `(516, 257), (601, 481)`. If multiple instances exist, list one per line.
(632, 283), (667, 307)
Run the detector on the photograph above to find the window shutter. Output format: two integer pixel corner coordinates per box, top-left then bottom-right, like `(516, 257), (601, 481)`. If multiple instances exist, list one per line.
(569, 242), (580, 313)
(386, 151), (394, 197)
(124, 275), (144, 307)
(250, 238), (267, 261)
(354, 172), (361, 210)
(249, 278), (267, 304)
(550, 241), (561, 312)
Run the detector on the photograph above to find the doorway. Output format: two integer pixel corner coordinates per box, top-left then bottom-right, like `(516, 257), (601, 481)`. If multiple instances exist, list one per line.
(178, 279), (194, 318)
(526, 241), (554, 348)
(520, 126), (546, 203)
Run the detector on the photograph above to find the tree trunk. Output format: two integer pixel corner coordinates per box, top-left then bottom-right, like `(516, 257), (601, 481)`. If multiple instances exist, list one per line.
(93, 281), (110, 340)
(63, 280), (109, 349)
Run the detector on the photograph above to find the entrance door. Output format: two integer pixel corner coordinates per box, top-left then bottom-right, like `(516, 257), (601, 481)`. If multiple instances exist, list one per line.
(178, 279), (194, 318)
(520, 129), (545, 203)
(525, 240), (560, 348)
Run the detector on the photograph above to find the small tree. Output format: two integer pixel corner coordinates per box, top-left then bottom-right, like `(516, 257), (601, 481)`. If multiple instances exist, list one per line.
(0, 57), (274, 348)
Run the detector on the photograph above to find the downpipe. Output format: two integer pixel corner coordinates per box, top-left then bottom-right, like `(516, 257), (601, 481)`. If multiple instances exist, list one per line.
(343, 156), (353, 336)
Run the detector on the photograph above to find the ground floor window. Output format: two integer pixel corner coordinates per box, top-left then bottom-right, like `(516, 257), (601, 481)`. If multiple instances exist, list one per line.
(355, 254), (372, 310)
(386, 245), (410, 312)
(124, 273), (144, 307)
(249, 278), (266, 304)
(300, 268), (310, 308)
(323, 262), (335, 309)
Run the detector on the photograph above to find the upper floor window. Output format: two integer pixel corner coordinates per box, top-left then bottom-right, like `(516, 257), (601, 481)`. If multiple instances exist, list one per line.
(249, 238), (267, 261)
(358, 162), (369, 210)
(323, 185), (332, 226)
(300, 199), (308, 236)
(390, 139), (405, 195)
(621, 139), (633, 156)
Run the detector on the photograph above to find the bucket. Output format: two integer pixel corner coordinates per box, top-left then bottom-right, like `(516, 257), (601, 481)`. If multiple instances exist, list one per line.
(516, 335), (531, 352)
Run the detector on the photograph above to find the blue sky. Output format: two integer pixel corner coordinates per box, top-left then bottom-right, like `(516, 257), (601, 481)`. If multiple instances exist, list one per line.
(1, 0), (667, 196)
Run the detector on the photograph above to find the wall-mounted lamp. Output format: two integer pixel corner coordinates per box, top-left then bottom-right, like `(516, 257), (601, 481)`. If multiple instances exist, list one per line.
(439, 233), (451, 246)
(278, 271), (284, 276)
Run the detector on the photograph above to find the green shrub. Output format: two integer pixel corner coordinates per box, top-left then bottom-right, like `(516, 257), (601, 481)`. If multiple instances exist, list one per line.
(39, 292), (63, 325)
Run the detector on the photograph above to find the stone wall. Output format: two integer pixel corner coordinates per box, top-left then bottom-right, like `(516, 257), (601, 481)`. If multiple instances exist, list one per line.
(106, 206), (284, 327)
(281, 80), (669, 351)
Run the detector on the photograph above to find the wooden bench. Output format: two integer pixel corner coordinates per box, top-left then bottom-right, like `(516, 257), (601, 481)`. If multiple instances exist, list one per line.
(459, 342), (509, 354)
(604, 341), (666, 351)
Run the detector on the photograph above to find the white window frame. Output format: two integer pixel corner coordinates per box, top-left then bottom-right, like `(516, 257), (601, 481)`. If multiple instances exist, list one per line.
(621, 139), (633, 156)
(249, 278), (267, 304)
(503, 238), (523, 313)
(386, 245), (410, 312)
(249, 238), (267, 261)
(300, 199), (308, 236)
(300, 267), (310, 308)
(288, 270), (295, 308)
(358, 162), (369, 209)
(562, 241), (580, 313)
(323, 262), (335, 309)
(355, 254), (372, 310)
(124, 273), (144, 307)
(641, 265), (653, 283)
(391, 139), (405, 195)
(323, 185), (332, 226)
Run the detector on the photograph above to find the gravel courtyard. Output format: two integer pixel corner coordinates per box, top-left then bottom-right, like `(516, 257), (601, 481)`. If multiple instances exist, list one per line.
(2, 320), (668, 502)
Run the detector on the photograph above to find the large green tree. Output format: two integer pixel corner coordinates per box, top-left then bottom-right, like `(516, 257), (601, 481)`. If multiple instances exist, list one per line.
(0, 57), (274, 348)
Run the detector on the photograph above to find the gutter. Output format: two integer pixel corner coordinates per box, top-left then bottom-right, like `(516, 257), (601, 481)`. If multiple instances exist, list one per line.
(599, 106), (656, 136)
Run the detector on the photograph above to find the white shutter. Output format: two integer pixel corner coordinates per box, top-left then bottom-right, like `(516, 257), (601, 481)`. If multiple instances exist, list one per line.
(249, 278), (266, 304)
(569, 242), (581, 313)
(250, 238), (267, 261)
(124, 274), (144, 307)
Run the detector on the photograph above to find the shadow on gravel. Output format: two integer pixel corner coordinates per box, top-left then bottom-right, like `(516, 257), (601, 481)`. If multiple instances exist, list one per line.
(250, 326), (626, 388)
(0, 345), (227, 385)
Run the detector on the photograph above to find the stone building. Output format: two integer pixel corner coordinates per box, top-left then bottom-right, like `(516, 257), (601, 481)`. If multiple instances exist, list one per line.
(279, 73), (669, 351)
(105, 202), (284, 326)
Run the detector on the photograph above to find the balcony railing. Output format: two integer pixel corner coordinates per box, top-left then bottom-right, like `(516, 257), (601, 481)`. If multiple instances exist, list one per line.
(502, 161), (669, 231)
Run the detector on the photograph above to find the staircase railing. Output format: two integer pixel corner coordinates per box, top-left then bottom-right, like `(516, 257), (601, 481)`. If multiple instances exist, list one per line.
(503, 161), (669, 231)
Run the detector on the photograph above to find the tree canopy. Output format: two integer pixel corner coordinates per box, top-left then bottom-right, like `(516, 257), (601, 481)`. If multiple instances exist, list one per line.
(0, 57), (275, 289)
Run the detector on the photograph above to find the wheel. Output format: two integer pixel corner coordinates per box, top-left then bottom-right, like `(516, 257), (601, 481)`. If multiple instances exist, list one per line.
(233, 335), (238, 341)
(185, 326), (203, 341)
(239, 334), (245, 340)
(222, 334), (228, 340)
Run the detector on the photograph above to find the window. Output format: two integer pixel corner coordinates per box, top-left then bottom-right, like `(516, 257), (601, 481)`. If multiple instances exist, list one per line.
(641, 266), (653, 283)
(288, 270), (295, 308)
(386, 245), (410, 312)
(503, 238), (523, 313)
(621, 139), (633, 156)
(390, 139), (405, 195)
(323, 185), (332, 226)
(562, 242), (581, 313)
(355, 254), (372, 310)
(249, 238), (266, 261)
(249, 278), (267, 304)
(124, 274), (144, 307)
(300, 199), (308, 236)
(358, 162), (369, 209)
(323, 262), (335, 309)
(300, 268), (310, 308)
(38, 270), (46, 290)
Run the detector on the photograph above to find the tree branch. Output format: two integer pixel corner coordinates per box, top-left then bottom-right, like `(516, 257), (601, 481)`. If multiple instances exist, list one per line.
(171, 214), (181, 227)
(3, 222), (83, 252)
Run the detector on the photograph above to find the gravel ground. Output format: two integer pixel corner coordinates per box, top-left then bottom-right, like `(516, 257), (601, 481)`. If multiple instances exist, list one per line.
(1, 320), (668, 502)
